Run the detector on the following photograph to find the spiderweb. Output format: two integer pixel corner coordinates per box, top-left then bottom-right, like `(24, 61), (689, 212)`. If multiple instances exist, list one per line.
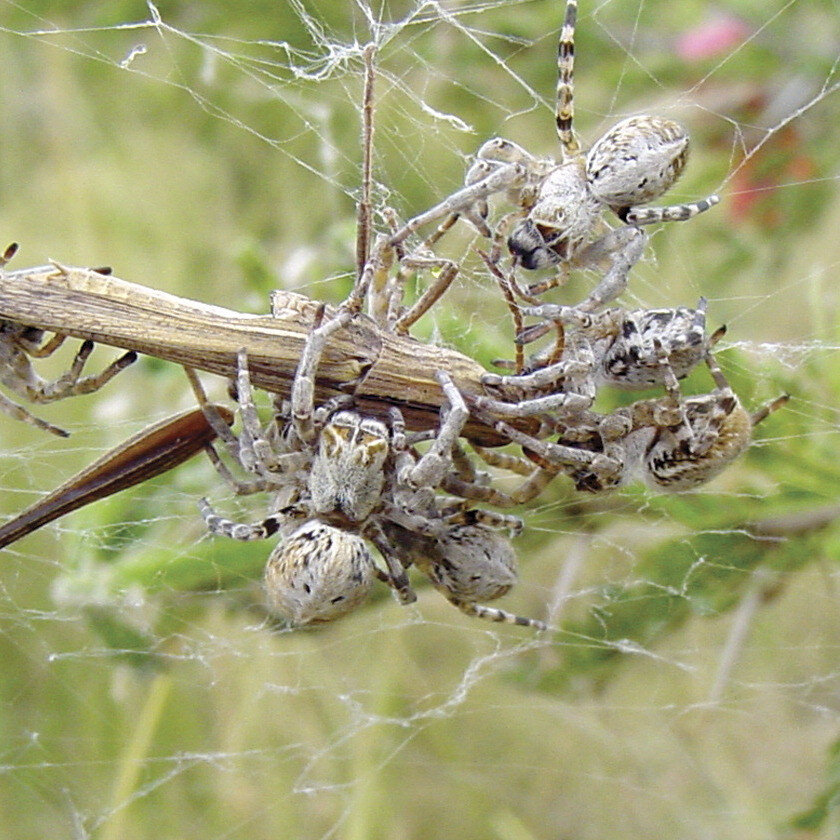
(0, 1), (838, 838)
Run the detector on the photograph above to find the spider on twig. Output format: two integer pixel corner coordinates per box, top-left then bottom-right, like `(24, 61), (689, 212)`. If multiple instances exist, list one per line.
(0, 243), (136, 437)
(191, 303), (546, 630)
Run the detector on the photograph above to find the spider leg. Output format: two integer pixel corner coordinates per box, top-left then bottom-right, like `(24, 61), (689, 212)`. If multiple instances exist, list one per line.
(291, 304), (354, 444)
(573, 225), (647, 312)
(24, 331), (66, 359)
(199, 496), (283, 541)
(391, 255), (460, 334)
(457, 149), (535, 238)
(441, 465), (558, 508)
(496, 418), (624, 485)
(623, 194), (719, 225)
(0, 389), (68, 437)
(461, 157), (506, 235)
(233, 347), (286, 477)
(201, 443), (277, 496)
(481, 356), (592, 391)
(477, 249), (527, 373)
(382, 211), (462, 330)
(364, 520), (417, 605)
(450, 440), (492, 486)
(472, 388), (592, 418)
(312, 394), (355, 429)
(443, 505), (524, 535)
(751, 393), (790, 427)
(403, 371), (470, 489)
(448, 598), (547, 632)
(471, 444), (536, 477)
(186, 365), (304, 494)
(387, 162), (528, 248)
(556, 0), (580, 156)
(31, 341), (135, 402)
(0, 321), (136, 421)
(185, 366), (243, 456)
(523, 262), (572, 298)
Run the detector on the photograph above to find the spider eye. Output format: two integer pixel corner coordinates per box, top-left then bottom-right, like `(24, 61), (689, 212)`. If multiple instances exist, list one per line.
(507, 220), (562, 269)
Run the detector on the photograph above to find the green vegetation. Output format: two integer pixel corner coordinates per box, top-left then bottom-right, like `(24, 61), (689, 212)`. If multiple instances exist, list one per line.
(0, 1), (837, 838)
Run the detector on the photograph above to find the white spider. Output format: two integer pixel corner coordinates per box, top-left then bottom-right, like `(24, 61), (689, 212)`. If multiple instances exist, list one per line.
(193, 304), (546, 630)
(382, 516), (530, 626)
(515, 299), (713, 390)
(0, 243), (136, 437)
(476, 298), (718, 419)
(379, 0), (718, 314)
(478, 348), (789, 495)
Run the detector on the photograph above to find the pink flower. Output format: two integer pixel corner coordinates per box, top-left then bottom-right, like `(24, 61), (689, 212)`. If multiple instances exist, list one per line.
(676, 15), (751, 62)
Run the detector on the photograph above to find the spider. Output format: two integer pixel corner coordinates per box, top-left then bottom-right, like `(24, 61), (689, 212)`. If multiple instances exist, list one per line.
(378, 0), (718, 313)
(381, 514), (539, 627)
(469, 0), (718, 276)
(478, 298), (718, 416)
(192, 304), (546, 630)
(479, 347), (789, 494)
(0, 243), (136, 437)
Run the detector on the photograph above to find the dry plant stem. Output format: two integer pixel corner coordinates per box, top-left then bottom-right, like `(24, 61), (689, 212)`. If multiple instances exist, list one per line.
(355, 44), (376, 281)
(0, 263), (521, 445)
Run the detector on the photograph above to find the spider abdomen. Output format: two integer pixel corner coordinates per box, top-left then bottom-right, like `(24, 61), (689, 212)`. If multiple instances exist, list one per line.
(597, 305), (708, 388)
(427, 524), (518, 603)
(264, 520), (376, 625)
(586, 116), (689, 210)
(644, 400), (753, 491)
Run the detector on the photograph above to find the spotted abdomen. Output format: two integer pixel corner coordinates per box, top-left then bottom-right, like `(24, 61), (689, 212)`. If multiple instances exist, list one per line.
(586, 116), (689, 211)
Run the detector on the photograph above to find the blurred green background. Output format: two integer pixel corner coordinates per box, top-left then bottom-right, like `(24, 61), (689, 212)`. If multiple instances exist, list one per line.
(0, 1), (838, 838)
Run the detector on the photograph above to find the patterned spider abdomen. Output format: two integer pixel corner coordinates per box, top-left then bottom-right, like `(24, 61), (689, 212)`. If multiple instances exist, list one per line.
(264, 520), (376, 625)
(507, 161), (602, 269)
(586, 116), (689, 213)
(598, 304), (708, 389)
(422, 524), (519, 604)
(644, 395), (753, 491)
(309, 411), (389, 521)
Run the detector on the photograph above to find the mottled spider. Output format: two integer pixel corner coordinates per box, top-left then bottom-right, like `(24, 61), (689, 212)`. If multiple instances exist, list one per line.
(473, 0), (718, 273)
(381, 0), (718, 312)
(381, 515), (528, 626)
(472, 297), (717, 438)
(478, 298), (717, 417)
(525, 299), (712, 386)
(0, 243), (136, 437)
(193, 305), (545, 630)
(483, 348), (788, 494)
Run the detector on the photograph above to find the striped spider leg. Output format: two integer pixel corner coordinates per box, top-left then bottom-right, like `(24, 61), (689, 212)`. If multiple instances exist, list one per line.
(0, 244), (136, 436)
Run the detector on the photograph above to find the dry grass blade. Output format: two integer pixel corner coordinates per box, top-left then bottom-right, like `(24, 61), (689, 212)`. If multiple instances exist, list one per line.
(0, 405), (233, 549)
(0, 262), (525, 445)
